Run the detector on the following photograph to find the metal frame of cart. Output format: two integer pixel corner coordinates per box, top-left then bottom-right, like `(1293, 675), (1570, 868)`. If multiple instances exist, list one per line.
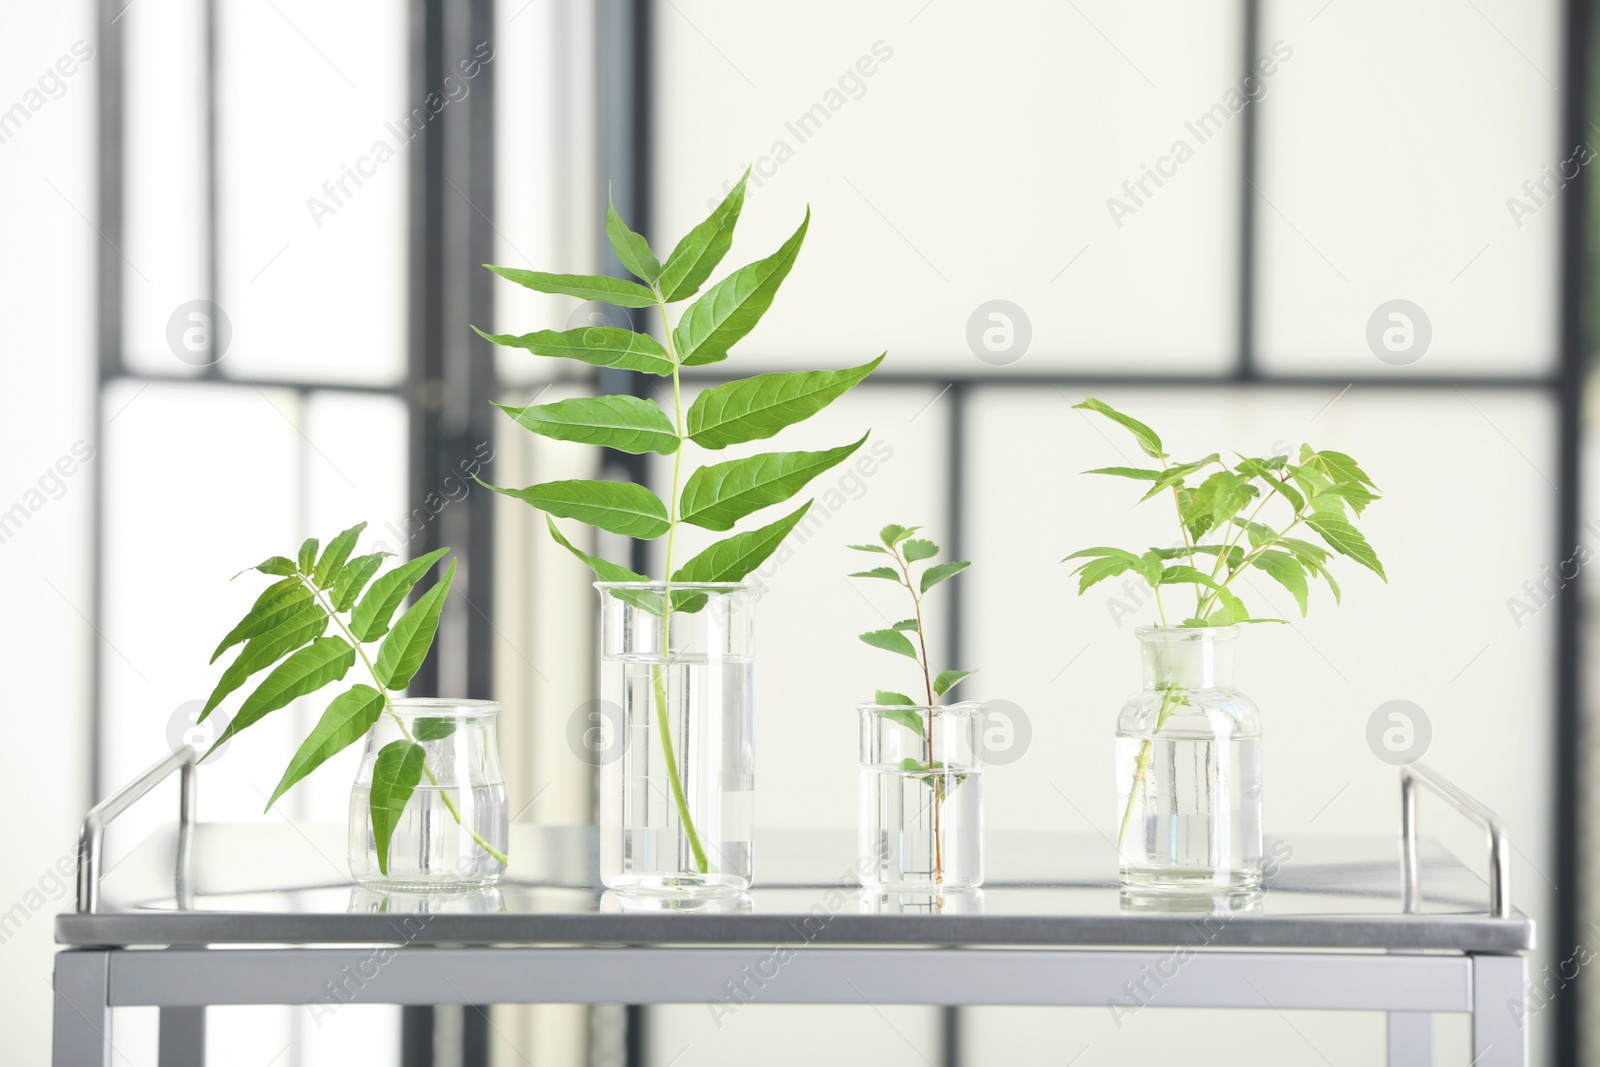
(52, 750), (1533, 1067)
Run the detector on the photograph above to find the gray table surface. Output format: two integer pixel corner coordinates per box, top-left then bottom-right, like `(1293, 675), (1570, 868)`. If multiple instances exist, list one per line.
(56, 824), (1533, 952)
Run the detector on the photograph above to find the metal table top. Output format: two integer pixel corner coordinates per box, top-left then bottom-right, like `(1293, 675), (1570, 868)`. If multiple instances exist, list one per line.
(56, 824), (1533, 953)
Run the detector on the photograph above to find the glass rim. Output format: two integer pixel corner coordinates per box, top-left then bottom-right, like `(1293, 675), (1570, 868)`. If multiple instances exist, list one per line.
(387, 697), (501, 716)
(594, 580), (766, 593)
(857, 700), (986, 714)
(1134, 624), (1241, 641)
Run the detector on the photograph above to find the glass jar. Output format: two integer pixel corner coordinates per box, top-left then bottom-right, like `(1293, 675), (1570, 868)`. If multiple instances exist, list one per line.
(348, 698), (508, 888)
(1116, 627), (1262, 891)
(857, 702), (985, 889)
(597, 582), (762, 894)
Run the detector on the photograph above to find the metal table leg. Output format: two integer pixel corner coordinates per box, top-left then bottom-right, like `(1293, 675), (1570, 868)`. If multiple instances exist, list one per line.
(53, 950), (112, 1067)
(1386, 1012), (1432, 1065)
(1472, 955), (1529, 1067)
(158, 1007), (206, 1066)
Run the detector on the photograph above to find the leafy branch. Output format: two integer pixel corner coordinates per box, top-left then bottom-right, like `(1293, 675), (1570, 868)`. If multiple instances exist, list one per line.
(478, 171), (882, 874)
(201, 523), (505, 876)
(851, 523), (973, 884)
(1065, 398), (1386, 854)
(1066, 397), (1385, 627)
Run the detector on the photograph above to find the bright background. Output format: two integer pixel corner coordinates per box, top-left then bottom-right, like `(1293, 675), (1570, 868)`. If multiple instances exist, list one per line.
(0, 1), (1589, 1065)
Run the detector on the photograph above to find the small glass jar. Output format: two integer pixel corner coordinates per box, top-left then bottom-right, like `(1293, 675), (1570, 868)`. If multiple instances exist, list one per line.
(597, 582), (762, 895)
(1116, 627), (1262, 891)
(857, 702), (985, 889)
(348, 698), (508, 888)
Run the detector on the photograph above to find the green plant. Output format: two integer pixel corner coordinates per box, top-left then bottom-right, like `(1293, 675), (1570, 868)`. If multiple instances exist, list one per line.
(199, 522), (505, 875)
(476, 171), (881, 873)
(1066, 397), (1385, 849)
(850, 523), (973, 884)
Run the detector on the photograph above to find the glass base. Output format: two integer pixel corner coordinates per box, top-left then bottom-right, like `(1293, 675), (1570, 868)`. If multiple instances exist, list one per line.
(1120, 864), (1262, 893)
(352, 872), (504, 892)
(604, 873), (749, 897)
(859, 876), (983, 892)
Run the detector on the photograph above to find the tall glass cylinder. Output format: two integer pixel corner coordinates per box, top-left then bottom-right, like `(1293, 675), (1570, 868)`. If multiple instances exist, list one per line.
(1116, 626), (1262, 891)
(857, 702), (985, 889)
(348, 698), (508, 888)
(597, 582), (762, 894)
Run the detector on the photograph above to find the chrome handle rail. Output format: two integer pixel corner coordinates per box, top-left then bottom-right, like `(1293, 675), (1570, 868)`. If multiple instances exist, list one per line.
(77, 747), (198, 914)
(1401, 762), (1511, 919)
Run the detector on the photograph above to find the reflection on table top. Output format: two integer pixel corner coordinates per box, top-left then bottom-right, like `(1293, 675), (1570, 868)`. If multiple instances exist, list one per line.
(56, 825), (1533, 953)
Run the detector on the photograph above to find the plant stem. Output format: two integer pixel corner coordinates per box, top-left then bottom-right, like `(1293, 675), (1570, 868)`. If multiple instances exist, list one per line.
(1116, 685), (1182, 856)
(304, 579), (509, 867)
(891, 545), (944, 885)
(655, 297), (711, 876)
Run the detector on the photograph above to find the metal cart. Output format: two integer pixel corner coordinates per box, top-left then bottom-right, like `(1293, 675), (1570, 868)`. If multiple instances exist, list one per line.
(53, 750), (1532, 1066)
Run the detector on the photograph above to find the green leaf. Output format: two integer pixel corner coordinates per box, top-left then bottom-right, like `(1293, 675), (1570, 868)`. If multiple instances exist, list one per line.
(902, 538), (939, 562)
(472, 325), (674, 376)
(1085, 466), (1162, 480)
(298, 538), (319, 575)
(375, 559), (457, 691)
(264, 684), (385, 810)
(485, 478), (670, 539)
(1189, 544), (1245, 571)
(880, 524), (918, 546)
(370, 740), (426, 876)
(1310, 491), (1349, 521)
(1267, 475), (1305, 512)
(314, 522), (366, 589)
(1134, 550), (1164, 586)
(207, 637), (356, 758)
(1253, 551), (1309, 616)
(672, 501), (812, 583)
(679, 434), (867, 531)
(349, 548), (451, 643)
(685, 354), (884, 449)
(875, 704), (927, 736)
(1074, 398), (1166, 460)
(1189, 471), (1253, 527)
(1279, 536), (1330, 567)
(482, 264), (657, 307)
(1157, 564), (1225, 592)
(1311, 448), (1378, 489)
(921, 560), (970, 593)
(494, 395), (679, 455)
(891, 618), (919, 632)
(1063, 546), (1140, 564)
(899, 756), (928, 773)
(934, 669), (974, 697)
(332, 552), (389, 613)
(1137, 455), (1221, 503)
(658, 168), (748, 302)
(544, 517), (647, 582)
(1306, 516), (1387, 581)
(848, 543), (889, 554)
(850, 567), (902, 582)
(413, 718), (457, 742)
(251, 556), (299, 577)
(860, 628), (919, 659)
(1074, 555), (1134, 594)
(605, 187), (660, 284)
(672, 208), (809, 366)
(1324, 481), (1379, 516)
(1232, 457), (1278, 481)
(875, 690), (917, 705)
(202, 603), (329, 719)
(210, 578), (310, 664)
(1213, 586), (1251, 625)
(543, 518), (661, 616)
